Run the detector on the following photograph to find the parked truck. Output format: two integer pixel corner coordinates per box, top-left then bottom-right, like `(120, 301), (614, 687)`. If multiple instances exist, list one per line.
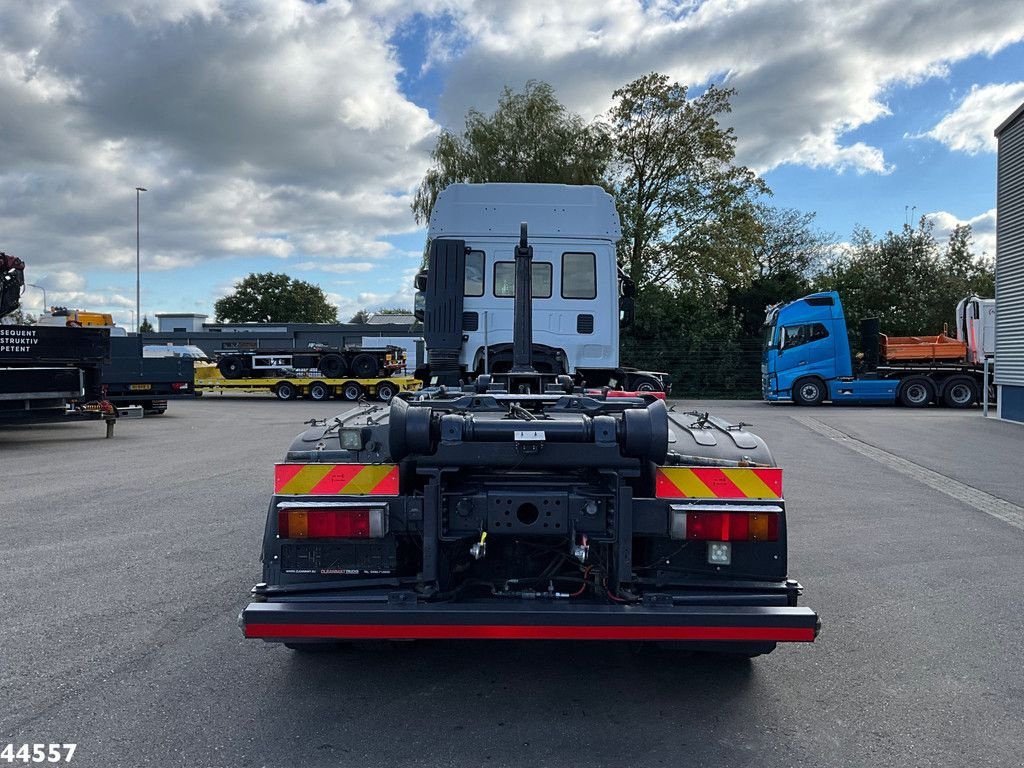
(412, 183), (670, 394)
(1, 252), (118, 432)
(240, 205), (819, 658)
(762, 291), (994, 407)
(102, 336), (197, 414)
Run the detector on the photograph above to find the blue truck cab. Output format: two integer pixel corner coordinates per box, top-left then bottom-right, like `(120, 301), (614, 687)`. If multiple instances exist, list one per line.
(762, 291), (899, 405)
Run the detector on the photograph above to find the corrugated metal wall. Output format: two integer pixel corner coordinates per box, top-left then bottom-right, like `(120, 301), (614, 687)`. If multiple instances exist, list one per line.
(996, 110), (1024, 387)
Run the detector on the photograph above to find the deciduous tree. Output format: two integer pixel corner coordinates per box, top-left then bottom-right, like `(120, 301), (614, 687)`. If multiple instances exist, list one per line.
(214, 273), (338, 323)
(412, 81), (612, 223)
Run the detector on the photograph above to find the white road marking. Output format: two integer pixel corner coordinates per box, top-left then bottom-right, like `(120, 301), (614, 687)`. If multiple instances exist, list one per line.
(790, 413), (1024, 532)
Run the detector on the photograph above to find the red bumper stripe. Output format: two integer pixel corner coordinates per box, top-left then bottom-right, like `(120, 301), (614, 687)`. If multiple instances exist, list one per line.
(245, 623), (816, 642)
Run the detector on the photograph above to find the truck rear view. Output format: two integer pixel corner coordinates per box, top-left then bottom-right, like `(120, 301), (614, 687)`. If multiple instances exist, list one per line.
(241, 222), (819, 657)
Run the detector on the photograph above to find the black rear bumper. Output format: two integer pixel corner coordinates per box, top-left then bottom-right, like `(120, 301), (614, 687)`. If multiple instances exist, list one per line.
(241, 598), (819, 643)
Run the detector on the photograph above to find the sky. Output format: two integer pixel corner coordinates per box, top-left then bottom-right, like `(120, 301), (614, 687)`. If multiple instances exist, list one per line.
(2, 0), (1023, 328)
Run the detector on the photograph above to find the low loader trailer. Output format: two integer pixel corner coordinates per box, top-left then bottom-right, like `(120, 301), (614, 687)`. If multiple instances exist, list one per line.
(240, 217), (819, 656)
(196, 366), (421, 402)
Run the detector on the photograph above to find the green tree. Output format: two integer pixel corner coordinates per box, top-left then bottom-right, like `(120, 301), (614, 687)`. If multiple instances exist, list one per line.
(412, 80), (612, 223)
(139, 315), (154, 333)
(609, 73), (767, 293)
(815, 219), (994, 339)
(728, 205), (837, 337)
(214, 273), (338, 323)
(348, 309), (371, 324)
(3, 308), (36, 325)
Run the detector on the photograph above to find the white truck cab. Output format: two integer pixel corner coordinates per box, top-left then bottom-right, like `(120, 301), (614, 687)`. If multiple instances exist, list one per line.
(415, 183), (665, 392)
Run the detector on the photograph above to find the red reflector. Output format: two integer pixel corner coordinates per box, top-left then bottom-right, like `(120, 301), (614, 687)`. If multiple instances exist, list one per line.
(171, 382), (188, 391)
(685, 511), (779, 542)
(278, 508), (372, 539)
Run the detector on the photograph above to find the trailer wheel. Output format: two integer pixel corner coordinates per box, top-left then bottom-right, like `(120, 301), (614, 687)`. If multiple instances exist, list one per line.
(351, 353), (378, 378)
(377, 381), (399, 402)
(218, 355), (244, 379)
(792, 377), (826, 406)
(342, 381), (364, 401)
(631, 374), (663, 392)
(274, 381), (298, 401)
(942, 376), (978, 408)
(899, 377), (934, 407)
(318, 353), (346, 378)
(308, 381), (331, 401)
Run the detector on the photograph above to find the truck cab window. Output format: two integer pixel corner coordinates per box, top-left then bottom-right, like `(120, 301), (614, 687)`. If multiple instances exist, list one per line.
(493, 262), (552, 298)
(781, 322), (829, 349)
(562, 252), (596, 299)
(465, 251), (484, 297)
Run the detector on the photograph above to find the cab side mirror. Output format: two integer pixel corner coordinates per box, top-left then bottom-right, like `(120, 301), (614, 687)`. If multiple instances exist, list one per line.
(619, 295), (635, 328)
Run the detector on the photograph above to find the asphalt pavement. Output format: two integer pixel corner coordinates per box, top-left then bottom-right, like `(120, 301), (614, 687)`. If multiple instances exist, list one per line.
(2, 396), (1022, 768)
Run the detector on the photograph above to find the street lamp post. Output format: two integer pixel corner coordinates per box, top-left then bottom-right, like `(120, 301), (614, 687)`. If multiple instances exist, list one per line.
(25, 283), (46, 314)
(128, 309), (135, 333)
(135, 186), (147, 335)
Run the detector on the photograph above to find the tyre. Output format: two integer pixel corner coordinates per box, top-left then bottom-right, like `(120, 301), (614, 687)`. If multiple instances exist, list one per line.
(942, 376), (978, 408)
(631, 375), (662, 392)
(308, 381), (331, 401)
(218, 355), (244, 379)
(318, 353), (346, 378)
(792, 377), (826, 406)
(351, 353), (378, 378)
(274, 381), (297, 400)
(899, 377), (934, 408)
(376, 381), (399, 402)
(342, 381), (364, 401)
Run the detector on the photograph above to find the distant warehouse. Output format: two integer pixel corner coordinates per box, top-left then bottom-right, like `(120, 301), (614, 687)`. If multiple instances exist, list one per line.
(996, 101), (1024, 423)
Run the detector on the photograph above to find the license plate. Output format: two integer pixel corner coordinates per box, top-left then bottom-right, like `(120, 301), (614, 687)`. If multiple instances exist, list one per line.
(129, 384), (151, 391)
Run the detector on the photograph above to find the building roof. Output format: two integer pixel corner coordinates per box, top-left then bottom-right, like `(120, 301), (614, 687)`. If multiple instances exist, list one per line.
(155, 312), (208, 318)
(367, 312), (415, 325)
(995, 100), (1024, 137)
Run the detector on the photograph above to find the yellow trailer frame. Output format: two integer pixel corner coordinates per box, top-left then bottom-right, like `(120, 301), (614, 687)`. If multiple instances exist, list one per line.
(194, 365), (421, 402)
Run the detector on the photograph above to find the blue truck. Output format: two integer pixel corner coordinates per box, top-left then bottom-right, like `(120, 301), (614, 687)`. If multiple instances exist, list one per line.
(762, 291), (994, 407)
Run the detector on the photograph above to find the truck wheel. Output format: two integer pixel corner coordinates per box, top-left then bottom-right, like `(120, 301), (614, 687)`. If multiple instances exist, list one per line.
(342, 381), (364, 401)
(351, 353), (377, 378)
(308, 381), (331, 401)
(899, 377), (934, 408)
(631, 375), (663, 392)
(274, 381), (297, 401)
(377, 381), (399, 402)
(942, 376), (978, 408)
(792, 377), (826, 406)
(218, 356), (244, 379)
(318, 353), (346, 378)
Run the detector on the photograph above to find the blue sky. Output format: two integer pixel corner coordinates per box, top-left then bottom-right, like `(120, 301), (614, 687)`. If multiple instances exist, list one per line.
(1, 1), (1022, 328)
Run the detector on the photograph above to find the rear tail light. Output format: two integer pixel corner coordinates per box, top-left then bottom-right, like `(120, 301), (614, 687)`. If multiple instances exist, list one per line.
(171, 382), (189, 391)
(277, 503), (387, 539)
(669, 505), (780, 541)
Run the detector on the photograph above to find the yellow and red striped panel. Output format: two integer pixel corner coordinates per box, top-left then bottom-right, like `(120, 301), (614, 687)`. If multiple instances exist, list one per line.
(274, 463), (399, 495)
(655, 467), (782, 499)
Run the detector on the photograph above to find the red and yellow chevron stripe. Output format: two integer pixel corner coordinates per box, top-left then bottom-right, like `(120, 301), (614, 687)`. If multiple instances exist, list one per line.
(274, 463), (399, 495)
(655, 467), (782, 499)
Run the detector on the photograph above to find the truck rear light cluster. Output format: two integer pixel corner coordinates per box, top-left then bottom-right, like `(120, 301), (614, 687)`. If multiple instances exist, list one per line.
(171, 382), (189, 391)
(669, 505), (780, 541)
(276, 503), (387, 539)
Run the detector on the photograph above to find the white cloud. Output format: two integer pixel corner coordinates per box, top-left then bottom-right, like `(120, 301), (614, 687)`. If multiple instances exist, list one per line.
(926, 208), (997, 258)
(436, 0), (1024, 174)
(2, 0), (1023, 317)
(916, 82), (1024, 154)
(294, 261), (377, 274)
(0, 0), (436, 295)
